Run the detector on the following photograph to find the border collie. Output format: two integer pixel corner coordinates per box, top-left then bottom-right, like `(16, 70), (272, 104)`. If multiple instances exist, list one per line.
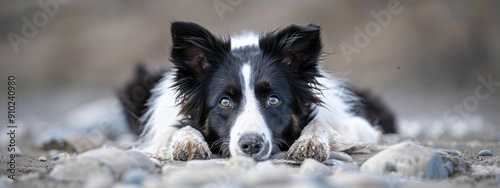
(120, 22), (395, 162)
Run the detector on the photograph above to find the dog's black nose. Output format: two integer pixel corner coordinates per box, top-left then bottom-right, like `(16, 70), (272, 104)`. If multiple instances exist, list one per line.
(238, 133), (264, 155)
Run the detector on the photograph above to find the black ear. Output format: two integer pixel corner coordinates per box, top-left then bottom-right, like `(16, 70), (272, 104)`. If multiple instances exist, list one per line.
(170, 22), (229, 77)
(259, 24), (322, 71)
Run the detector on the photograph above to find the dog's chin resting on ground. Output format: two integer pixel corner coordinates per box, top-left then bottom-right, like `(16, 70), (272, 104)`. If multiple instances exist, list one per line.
(119, 21), (396, 162)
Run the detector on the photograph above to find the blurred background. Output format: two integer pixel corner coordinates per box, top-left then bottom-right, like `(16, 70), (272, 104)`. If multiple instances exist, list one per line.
(1, 0), (499, 143)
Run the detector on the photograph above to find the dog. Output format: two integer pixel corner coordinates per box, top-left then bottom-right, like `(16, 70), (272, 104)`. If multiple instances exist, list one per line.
(120, 21), (396, 162)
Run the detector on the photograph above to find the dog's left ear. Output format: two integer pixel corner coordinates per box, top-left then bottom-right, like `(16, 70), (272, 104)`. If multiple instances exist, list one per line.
(260, 24), (322, 71)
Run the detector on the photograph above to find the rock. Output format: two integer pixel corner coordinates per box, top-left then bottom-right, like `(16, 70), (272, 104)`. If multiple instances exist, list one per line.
(49, 159), (114, 182)
(360, 142), (449, 179)
(444, 161), (454, 174)
(161, 165), (183, 175)
(424, 153), (448, 179)
(225, 156), (256, 174)
(0, 176), (14, 187)
(38, 156), (47, 162)
(241, 164), (291, 186)
(186, 159), (224, 169)
(328, 173), (391, 188)
(51, 152), (71, 161)
(122, 169), (156, 185)
(125, 150), (159, 171)
(84, 173), (114, 188)
(78, 147), (133, 174)
(478, 149), (493, 156)
(441, 155), (470, 175)
(436, 149), (461, 156)
(328, 151), (354, 162)
(299, 159), (331, 174)
(164, 168), (233, 187)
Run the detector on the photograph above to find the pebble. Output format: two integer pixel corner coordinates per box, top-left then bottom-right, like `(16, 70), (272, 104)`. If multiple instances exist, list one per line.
(49, 159), (114, 181)
(225, 156), (256, 174)
(360, 142), (448, 179)
(436, 149), (462, 156)
(444, 161), (454, 175)
(51, 152), (71, 161)
(478, 149), (493, 156)
(164, 167), (233, 187)
(0, 176), (14, 187)
(122, 168), (156, 185)
(328, 151), (354, 162)
(424, 154), (448, 179)
(125, 150), (159, 171)
(38, 156), (47, 162)
(186, 159), (224, 169)
(328, 173), (391, 188)
(77, 147), (139, 175)
(242, 164), (291, 186)
(299, 159), (331, 175)
(84, 173), (114, 188)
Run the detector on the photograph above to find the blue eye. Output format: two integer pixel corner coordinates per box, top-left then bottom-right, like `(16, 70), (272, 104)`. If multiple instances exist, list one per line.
(267, 96), (280, 106)
(219, 97), (231, 107)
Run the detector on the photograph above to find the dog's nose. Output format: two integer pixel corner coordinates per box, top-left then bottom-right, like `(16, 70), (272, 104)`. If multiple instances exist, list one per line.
(238, 133), (264, 155)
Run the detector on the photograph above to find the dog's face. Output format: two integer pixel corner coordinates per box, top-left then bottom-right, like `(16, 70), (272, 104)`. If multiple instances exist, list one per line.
(170, 22), (322, 160)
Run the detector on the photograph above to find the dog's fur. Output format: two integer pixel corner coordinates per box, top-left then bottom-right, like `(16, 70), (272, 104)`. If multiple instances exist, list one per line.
(119, 22), (396, 161)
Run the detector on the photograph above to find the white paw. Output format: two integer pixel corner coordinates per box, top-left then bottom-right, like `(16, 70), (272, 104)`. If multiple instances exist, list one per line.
(169, 126), (211, 161)
(286, 135), (330, 162)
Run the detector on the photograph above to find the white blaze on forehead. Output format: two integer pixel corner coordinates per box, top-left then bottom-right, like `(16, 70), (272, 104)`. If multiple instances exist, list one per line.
(231, 32), (259, 50)
(229, 64), (272, 158)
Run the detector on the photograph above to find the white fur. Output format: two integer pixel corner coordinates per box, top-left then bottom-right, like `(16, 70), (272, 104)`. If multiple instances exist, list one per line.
(229, 64), (273, 157)
(137, 71), (183, 158)
(311, 71), (381, 144)
(231, 33), (259, 49)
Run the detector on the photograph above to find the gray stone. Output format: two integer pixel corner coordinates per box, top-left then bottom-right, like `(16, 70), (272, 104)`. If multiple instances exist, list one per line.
(241, 164), (291, 186)
(50, 152), (71, 161)
(328, 173), (391, 188)
(121, 169), (155, 185)
(360, 142), (449, 179)
(38, 156), (47, 162)
(444, 161), (454, 175)
(436, 149), (462, 156)
(328, 151), (354, 162)
(186, 159), (224, 169)
(0, 176), (14, 188)
(478, 149), (493, 156)
(300, 158), (331, 174)
(424, 153), (448, 179)
(78, 147), (139, 175)
(84, 173), (114, 188)
(49, 159), (114, 182)
(125, 150), (159, 171)
(164, 168), (233, 187)
(225, 156), (256, 174)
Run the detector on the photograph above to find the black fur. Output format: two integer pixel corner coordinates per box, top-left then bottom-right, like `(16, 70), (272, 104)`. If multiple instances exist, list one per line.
(118, 64), (165, 135)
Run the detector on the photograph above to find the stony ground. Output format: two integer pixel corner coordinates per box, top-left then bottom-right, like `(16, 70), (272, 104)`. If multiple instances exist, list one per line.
(1, 134), (499, 188)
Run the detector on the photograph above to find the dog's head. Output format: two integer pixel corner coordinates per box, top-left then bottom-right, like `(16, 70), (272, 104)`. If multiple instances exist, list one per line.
(170, 22), (323, 160)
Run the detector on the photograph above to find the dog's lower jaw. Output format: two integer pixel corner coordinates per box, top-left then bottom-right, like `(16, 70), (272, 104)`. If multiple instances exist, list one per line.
(169, 126), (211, 161)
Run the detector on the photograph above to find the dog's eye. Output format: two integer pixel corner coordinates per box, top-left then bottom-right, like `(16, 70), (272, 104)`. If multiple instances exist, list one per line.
(219, 97), (231, 107)
(267, 96), (280, 106)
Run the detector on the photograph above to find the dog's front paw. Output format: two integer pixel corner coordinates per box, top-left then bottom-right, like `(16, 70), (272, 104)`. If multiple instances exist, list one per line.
(169, 126), (211, 161)
(286, 135), (329, 162)
(171, 138), (211, 161)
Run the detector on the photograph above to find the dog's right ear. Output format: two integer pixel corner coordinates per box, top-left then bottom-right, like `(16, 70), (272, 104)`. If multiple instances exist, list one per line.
(170, 22), (230, 78)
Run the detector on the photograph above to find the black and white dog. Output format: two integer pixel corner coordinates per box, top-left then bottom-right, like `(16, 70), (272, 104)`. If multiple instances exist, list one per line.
(120, 22), (395, 162)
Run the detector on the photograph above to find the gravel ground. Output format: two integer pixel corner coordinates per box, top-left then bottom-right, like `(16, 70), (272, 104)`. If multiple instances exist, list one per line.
(1, 135), (499, 188)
